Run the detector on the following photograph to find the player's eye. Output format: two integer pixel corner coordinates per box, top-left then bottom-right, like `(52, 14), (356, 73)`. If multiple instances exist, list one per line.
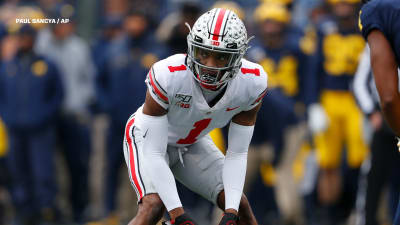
(218, 54), (226, 61)
(216, 53), (230, 64)
(200, 49), (210, 58)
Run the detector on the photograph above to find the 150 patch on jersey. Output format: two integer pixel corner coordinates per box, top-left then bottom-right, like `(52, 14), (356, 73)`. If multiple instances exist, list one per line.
(175, 94), (192, 109)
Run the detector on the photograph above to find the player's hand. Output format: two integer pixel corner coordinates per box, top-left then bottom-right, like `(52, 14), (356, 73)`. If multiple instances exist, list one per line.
(307, 103), (329, 134)
(397, 137), (400, 153)
(218, 212), (239, 225)
(163, 213), (198, 225)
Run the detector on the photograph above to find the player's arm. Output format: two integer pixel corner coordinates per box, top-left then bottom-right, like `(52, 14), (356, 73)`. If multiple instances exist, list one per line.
(141, 90), (185, 220)
(367, 30), (400, 136)
(221, 103), (261, 216)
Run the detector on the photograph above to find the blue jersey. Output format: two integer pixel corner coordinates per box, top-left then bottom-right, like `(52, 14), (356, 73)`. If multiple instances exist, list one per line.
(0, 54), (63, 129)
(247, 32), (311, 101)
(360, 0), (400, 65)
(305, 18), (365, 104)
(95, 32), (167, 123)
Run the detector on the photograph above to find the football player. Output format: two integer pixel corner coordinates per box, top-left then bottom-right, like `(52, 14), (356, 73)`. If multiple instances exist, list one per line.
(359, 0), (400, 143)
(304, 0), (368, 223)
(246, 3), (312, 223)
(123, 8), (267, 225)
(359, 0), (400, 223)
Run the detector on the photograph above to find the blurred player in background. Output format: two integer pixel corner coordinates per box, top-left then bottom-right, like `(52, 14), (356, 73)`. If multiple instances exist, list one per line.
(247, 2), (312, 224)
(304, 0), (367, 223)
(123, 7), (266, 225)
(0, 117), (9, 224)
(359, 0), (400, 223)
(95, 7), (167, 224)
(0, 18), (64, 224)
(35, 3), (96, 223)
(353, 45), (400, 225)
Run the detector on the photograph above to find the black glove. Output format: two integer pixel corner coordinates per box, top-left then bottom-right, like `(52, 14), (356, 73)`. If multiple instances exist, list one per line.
(218, 213), (239, 225)
(162, 213), (198, 225)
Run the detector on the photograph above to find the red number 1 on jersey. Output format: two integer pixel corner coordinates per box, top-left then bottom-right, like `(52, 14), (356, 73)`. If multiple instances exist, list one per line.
(177, 118), (212, 145)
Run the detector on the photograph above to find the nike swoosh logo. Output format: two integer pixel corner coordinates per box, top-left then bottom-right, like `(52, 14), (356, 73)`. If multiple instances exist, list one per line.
(143, 129), (148, 138)
(226, 106), (240, 111)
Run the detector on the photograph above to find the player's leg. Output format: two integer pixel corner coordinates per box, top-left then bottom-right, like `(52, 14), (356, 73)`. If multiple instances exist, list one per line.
(30, 125), (58, 222)
(315, 91), (344, 205)
(362, 129), (387, 225)
(123, 114), (167, 224)
(345, 95), (368, 171)
(105, 120), (125, 215)
(6, 131), (37, 223)
(394, 197), (400, 225)
(171, 135), (258, 225)
(58, 115), (91, 222)
(343, 95), (369, 217)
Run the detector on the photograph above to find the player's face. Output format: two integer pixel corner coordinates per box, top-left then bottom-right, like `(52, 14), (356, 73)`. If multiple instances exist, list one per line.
(18, 33), (35, 52)
(261, 20), (285, 38)
(195, 48), (231, 68)
(332, 2), (357, 19)
(194, 47), (232, 80)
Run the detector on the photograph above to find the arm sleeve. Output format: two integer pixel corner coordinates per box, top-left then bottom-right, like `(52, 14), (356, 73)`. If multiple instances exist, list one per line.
(246, 88), (267, 111)
(223, 122), (254, 211)
(145, 66), (169, 110)
(352, 46), (377, 115)
(304, 29), (324, 106)
(139, 113), (182, 211)
(245, 65), (268, 111)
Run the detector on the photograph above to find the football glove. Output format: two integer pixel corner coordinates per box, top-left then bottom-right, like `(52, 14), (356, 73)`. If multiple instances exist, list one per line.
(162, 213), (198, 225)
(307, 103), (329, 134)
(397, 137), (400, 153)
(218, 213), (239, 225)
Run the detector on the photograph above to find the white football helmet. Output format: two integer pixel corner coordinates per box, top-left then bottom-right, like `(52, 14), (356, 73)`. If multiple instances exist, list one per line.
(186, 8), (252, 89)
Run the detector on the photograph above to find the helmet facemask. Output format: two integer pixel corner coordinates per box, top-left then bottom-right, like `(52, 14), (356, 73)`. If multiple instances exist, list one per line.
(187, 35), (245, 89)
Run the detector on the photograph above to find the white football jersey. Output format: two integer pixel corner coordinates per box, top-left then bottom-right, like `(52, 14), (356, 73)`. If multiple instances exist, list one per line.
(140, 54), (267, 147)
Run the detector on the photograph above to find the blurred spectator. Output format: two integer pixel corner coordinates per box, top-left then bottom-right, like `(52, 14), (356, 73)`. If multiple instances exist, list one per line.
(94, 8), (166, 223)
(260, 0), (294, 9)
(353, 46), (400, 225)
(102, 0), (129, 16)
(0, 22), (63, 224)
(102, 0), (168, 25)
(212, 1), (245, 19)
(303, 0), (367, 224)
(0, 117), (9, 224)
(35, 3), (96, 223)
(0, 22), (9, 225)
(246, 2), (312, 224)
(92, 15), (123, 70)
(156, 2), (201, 54)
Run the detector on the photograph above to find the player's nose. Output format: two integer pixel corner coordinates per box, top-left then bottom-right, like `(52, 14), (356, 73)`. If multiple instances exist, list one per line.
(204, 56), (218, 68)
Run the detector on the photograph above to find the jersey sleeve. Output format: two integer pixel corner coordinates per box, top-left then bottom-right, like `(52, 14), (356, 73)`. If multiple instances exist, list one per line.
(145, 62), (169, 109)
(244, 65), (268, 111)
(359, 1), (383, 40)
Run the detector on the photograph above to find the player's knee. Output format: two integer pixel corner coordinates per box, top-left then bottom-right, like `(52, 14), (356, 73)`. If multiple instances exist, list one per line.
(138, 194), (165, 219)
